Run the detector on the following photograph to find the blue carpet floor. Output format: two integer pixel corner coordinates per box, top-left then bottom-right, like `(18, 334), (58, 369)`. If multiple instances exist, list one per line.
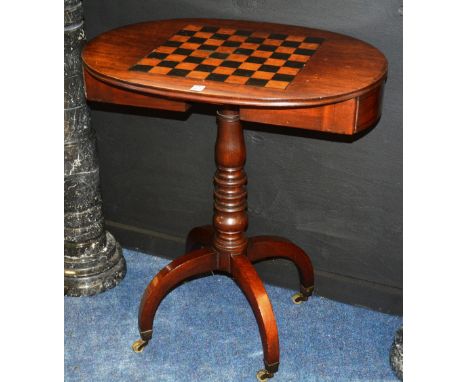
(65, 249), (402, 381)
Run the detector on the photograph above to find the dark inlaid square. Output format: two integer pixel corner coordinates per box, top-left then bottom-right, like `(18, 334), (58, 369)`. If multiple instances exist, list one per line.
(188, 36), (206, 44)
(234, 29), (252, 36)
(148, 52), (169, 60)
(206, 73), (229, 82)
(257, 44), (277, 52)
(232, 68), (255, 77)
(195, 64), (217, 72)
(272, 73), (294, 82)
(200, 26), (219, 32)
(222, 40), (242, 47)
(245, 37), (264, 44)
(178, 29), (196, 36)
(157, 61), (179, 68)
(282, 40), (301, 48)
(173, 48), (193, 56)
(294, 48), (316, 56)
(304, 36), (325, 43)
(245, 56), (267, 64)
(220, 60), (242, 68)
(246, 78), (269, 86)
(199, 44), (218, 51)
(234, 48), (254, 55)
(163, 40), (182, 47)
(269, 33), (288, 40)
(258, 64), (280, 73)
(284, 60), (304, 68)
(129, 64), (153, 72)
(211, 52), (229, 59)
(183, 56), (205, 64)
(167, 68), (191, 77)
(270, 52), (290, 60)
(212, 33), (230, 40)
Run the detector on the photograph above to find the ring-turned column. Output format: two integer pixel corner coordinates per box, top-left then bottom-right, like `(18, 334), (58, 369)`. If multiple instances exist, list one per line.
(213, 106), (248, 262)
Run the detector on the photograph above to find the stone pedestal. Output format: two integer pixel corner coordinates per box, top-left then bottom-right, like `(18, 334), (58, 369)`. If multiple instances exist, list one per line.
(390, 325), (403, 380)
(64, 0), (126, 296)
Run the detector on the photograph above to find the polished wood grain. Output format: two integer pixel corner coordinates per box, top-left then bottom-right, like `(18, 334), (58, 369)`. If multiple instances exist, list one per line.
(247, 236), (315, 298)
(185, 228), (315, 298)
(240, 98), (357, 134)
(240, 83), (383, 134)
(84, 18), (387, 379)
(185, 224), (214, 253)
(82, 18), (387, 110)
(231, 254), (280, 373)
(135, 108), (310, 377)
(212, 106), (248, 256)
(138, 247), (217, 341)
(84, 70), (190, 112)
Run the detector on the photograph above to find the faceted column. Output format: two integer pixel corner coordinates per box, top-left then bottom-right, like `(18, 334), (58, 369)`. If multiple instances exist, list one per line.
(64, 0), (126, 296)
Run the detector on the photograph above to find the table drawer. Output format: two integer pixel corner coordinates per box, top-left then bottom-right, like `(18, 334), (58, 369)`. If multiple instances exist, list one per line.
(83, 70), (191, 112)
(240, 85), (383, 135)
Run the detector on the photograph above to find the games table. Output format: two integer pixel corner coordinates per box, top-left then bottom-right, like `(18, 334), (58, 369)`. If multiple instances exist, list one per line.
(82, 18), (387, 380)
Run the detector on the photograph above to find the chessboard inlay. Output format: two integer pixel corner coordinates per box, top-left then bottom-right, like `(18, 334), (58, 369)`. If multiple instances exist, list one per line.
(129, 24), (324, 90)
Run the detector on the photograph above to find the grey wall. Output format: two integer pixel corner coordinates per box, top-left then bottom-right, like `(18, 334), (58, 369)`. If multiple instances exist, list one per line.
(83, 0), (402, 314)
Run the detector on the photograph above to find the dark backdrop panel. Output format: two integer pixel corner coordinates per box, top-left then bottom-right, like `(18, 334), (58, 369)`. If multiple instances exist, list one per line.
(83, 0), (403, 314)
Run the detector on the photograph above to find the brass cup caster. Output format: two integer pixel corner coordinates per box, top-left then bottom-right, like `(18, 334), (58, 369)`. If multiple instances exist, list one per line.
(292, 285), (314, 304)
(291, 292), (307, 304)
(132, 338), (148, 353)
(256, 369), (274, 381)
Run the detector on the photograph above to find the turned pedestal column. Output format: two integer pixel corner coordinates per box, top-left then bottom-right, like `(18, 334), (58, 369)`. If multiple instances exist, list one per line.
(132, 107), (314, 380)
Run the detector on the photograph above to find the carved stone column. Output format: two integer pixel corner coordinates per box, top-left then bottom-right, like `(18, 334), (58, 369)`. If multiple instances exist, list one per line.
(64, 0), (126, 296)
(390, 326), (403, 380)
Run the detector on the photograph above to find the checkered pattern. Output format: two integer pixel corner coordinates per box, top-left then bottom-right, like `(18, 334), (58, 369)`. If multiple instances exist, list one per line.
(129, 24), (324, 90)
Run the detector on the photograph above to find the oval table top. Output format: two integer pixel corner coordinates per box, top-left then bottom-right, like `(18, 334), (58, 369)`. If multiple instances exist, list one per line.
(82, 18), (387, 108)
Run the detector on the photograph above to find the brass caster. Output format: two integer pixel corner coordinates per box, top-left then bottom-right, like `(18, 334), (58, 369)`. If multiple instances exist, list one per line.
(292, 292), (307, 304)
(292, 285), (314, 304)
(256, 369), (274, 381)
(132, 338), (148, 353)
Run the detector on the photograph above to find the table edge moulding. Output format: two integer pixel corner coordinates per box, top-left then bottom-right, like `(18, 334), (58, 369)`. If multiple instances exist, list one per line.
(81, 18), (388, 381)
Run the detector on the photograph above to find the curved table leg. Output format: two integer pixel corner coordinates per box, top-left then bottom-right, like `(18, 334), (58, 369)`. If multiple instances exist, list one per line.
(185, 224), (214, 253)
(247, 236), (315, 303)
(132, 247), (217, 352)
(230, 254), (280, 378)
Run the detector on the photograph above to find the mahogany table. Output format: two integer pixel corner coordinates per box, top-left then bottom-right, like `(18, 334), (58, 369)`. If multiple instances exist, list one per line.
(82, 18), (387, 381)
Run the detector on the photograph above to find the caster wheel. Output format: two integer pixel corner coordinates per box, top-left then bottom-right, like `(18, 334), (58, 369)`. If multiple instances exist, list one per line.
(291, 292), (306, 304)
(292, 285), (314, 304)
(131, 338), (148, 353)
(256, 369), (274, 381)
